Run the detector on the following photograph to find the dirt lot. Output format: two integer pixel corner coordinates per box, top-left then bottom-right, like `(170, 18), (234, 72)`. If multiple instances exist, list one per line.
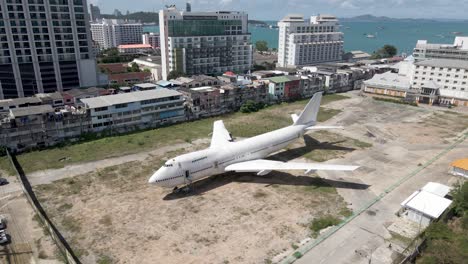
(33, 149), (353, 264)
(28, 92), (468, 264)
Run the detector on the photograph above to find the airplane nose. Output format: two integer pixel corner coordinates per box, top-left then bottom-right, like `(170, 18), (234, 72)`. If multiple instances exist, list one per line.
(148, 171), (160, 184)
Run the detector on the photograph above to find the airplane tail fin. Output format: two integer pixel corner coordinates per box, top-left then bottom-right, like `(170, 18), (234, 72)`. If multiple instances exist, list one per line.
(293, 92), (323, 126)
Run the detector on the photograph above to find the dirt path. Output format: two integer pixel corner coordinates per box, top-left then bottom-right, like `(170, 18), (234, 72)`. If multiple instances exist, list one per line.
(27, 138), (210, 186)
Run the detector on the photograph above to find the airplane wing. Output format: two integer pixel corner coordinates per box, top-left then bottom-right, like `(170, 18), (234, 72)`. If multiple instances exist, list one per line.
(210, 120), (233, 148)
(225, 159), (359, 174)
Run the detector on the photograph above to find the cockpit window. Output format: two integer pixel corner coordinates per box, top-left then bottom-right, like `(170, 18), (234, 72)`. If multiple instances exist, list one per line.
(164, 164), (173, 167)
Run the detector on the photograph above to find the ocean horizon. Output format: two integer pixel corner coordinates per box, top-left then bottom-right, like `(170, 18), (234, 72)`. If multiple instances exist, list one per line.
(144, 20), (468, 55)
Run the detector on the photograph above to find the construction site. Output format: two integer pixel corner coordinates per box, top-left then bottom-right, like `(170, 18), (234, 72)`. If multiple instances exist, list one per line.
(1, 91), (467, 264)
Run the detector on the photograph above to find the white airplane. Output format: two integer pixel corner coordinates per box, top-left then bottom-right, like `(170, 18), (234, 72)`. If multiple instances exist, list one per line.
(148, 92), (359, 190)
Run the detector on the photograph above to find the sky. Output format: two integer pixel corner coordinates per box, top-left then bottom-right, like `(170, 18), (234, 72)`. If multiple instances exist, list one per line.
(89, 0), (468, 20)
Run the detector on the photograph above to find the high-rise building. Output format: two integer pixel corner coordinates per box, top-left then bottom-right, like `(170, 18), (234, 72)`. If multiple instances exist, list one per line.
(142, 32), (160, 49)
(277, 14), (344, 68)
(159, 7), (253, 80)
(90, 19), (143, 49)
(89, 3), (101, 22)
(413, 37), (468, 61)
(0, 0), (98, 99)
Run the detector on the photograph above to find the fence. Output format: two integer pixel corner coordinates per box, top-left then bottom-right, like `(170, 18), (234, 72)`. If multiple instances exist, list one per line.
(6, 149), (80, 264)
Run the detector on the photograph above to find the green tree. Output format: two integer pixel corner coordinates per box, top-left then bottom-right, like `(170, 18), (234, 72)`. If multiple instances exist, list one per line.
(255, 40), (269, 52)
(240, 100), (265, 113)
(167, 71), (185, 80)
(381, 45), (397, 57)
(127, 62), (140, 72)
(370, 44), (398, 59)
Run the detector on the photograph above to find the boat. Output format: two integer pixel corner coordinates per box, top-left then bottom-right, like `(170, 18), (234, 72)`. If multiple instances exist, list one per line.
(366, 34), (376, 38)
(452, 31), (463, 35)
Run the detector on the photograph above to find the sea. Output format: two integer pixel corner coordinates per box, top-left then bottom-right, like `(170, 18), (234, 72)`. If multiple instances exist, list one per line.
(144, 21), (468, 55)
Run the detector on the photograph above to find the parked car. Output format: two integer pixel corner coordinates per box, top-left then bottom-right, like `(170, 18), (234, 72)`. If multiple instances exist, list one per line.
(0, 232), (9, 245)
(0, 178), (8, 186)
(0, 218), (6, 229)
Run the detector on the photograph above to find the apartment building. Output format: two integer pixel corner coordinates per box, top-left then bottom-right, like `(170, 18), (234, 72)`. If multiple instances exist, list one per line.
(277, 14), (344, 68)
(266, 75), (302, 100)
(142, 32), (160, 49)
(0, 104), (91, 151)
(81, 89), (185, 132)
(89, 3), (101, 22)
(412, 59), (468, 106)
(413, 37), (468, 61)
(0, 0), (98, 99)
(159, 6), (253, 79)
(90, 19), (143, 49)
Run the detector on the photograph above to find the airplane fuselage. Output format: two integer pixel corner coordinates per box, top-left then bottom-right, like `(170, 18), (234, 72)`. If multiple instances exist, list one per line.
(149, 125), (307, 188)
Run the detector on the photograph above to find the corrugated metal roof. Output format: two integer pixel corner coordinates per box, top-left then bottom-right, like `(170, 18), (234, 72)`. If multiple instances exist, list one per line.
(267, 75), (300, 83)
(10, 105), (54, 117)
(81, 89), (182, 109)
(451, 158), (468, 170)
(401, 190), (452, 219)
(118, 44), (152, 49)
(415, 59), (468, 70)
(422, 182), (451, 197)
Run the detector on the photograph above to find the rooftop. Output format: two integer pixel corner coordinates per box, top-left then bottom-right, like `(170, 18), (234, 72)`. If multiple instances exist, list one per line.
(451, 158), (468, 171)
(190, 86), (217, 92)
(267, 76), (300, 83)
(401, 189), (452, 219)
(81, 89), (182, 109)
(134, 83), (157, 88)
(0, 97), (42, 108)
(63, 87), (105, 97)
(415, 59), (468, 70)
(364, 71), (411, 91)
(10, 105), (54, 118)
(421, 182), (452, 197)
(118, 44), (152, 49)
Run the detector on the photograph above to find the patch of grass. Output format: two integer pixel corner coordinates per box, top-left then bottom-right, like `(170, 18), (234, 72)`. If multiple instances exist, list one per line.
(99, 215), (113, 227)
(302, 131), (370, 162)
(339, 207), (353, 218)
(351, 139), (373, 149)
(293, 251), (303, 259)
(253, 190), (268, 199)
(97, 254), (113, 264)
(61, 216), (81, 233)
(16, 94), (348, 173)
(372, 96), (418, 107)
(0, 156), (16, 176)
(57, 203), (73, 212)
(310, 215), (341, 236)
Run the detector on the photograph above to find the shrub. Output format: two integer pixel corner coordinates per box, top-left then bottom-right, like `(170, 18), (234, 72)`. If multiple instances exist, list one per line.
(310, 215), (341, 234)
(293, 251), (303, 259)
(240, 100), (266, 113)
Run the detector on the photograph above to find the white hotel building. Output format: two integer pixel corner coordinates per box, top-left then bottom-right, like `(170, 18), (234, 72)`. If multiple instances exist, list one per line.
(90, 19), (143, 49)
(159, 7), (253, 80)
(413, 37), (468, 62)
(277, 14), (344, 68)
(412, 59), (468, 106)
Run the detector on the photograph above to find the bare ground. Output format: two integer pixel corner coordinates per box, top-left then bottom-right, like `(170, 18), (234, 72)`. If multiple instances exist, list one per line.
(34, 151), (350, 264)
(29, 92), (468, 264)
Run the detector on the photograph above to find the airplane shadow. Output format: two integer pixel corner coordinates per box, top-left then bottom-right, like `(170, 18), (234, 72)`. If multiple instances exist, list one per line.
(269, 134), (356, 162)
(163, 170), (369, 200)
